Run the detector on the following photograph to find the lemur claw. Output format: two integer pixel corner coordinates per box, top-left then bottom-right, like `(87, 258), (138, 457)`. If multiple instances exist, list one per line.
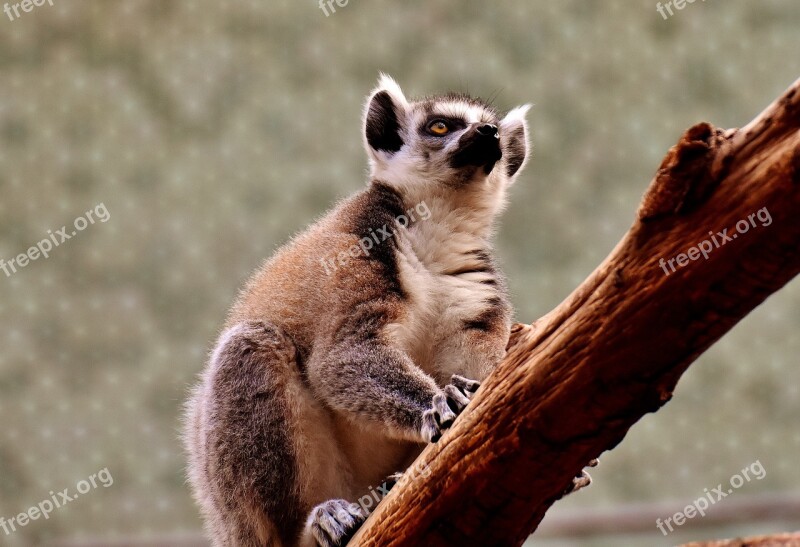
(310, 499), (366, 547)
(383, 471), (404, 491)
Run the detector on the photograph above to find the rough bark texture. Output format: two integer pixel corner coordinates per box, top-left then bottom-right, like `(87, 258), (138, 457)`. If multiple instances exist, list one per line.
(349, 77), (800, 547)
(681, 532), (800, 547)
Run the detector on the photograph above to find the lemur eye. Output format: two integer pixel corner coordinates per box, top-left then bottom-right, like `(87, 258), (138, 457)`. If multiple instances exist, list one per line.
(427, 120), (450, 136)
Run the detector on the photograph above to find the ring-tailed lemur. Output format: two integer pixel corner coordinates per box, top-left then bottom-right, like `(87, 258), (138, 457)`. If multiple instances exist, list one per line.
(185, 75), (541, 546)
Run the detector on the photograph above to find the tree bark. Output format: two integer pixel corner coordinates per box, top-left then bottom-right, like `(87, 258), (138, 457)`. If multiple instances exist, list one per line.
(349, 77), (800, 546)
(681, 532), (800, 546)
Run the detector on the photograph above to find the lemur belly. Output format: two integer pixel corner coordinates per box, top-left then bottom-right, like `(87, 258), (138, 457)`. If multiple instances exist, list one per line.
(330, 415), (422, 495)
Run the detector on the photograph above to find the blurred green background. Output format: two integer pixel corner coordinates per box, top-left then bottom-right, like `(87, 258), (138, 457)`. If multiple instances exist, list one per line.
(0, 1), (798, 546)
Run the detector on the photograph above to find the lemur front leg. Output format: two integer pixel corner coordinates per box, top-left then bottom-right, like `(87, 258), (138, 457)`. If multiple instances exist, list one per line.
(303, 340), (482, 547)
(308, 340), (479, 444)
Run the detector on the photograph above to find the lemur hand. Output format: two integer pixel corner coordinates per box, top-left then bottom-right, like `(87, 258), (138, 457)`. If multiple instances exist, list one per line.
(421, 375), (481, 442)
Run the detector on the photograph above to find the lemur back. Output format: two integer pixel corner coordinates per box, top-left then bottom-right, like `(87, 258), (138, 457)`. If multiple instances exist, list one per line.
(184, 75), (531, 547)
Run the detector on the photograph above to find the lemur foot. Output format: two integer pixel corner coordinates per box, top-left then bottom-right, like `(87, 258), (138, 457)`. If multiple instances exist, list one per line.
(561, 458), (599, 498)
(421, 375), (481, 442)
(309, 499), (366, 547)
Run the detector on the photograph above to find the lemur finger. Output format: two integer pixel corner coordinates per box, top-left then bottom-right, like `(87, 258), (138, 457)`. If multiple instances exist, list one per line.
(333, 504), (358, 530)
(451, 375), (481, 397)
(587, 458), (599, 467)
(443, 384), (471, 412)
(432, 393), (456, 428)
(562, 470), (593, 498)
(421, 409), (441, 443)
(311, 507), (342, 547)
(311, 499), (365, 547)
(573, 470), (592, 491)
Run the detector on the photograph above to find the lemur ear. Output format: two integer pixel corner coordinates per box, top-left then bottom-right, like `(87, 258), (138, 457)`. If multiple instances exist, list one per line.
(499, 104), (531, 182)
(363, 74), (408, 160)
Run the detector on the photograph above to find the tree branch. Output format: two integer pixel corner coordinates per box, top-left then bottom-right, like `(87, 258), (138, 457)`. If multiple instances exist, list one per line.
(681, 532), (800, 547)
(349, 77), (800, 546)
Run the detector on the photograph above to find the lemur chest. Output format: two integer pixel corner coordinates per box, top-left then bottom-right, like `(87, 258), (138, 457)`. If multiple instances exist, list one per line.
(387, 229), (503, 379)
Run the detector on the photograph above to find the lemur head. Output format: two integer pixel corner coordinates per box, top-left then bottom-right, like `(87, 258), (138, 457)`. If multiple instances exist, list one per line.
(363, 74), (530, 207)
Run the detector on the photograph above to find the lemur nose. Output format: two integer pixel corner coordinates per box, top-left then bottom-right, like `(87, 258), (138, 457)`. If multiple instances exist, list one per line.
(476, 123), (499, 138)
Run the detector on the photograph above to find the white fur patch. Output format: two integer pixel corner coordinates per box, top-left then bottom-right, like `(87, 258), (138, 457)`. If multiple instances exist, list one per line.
(388, 196), (504, 382)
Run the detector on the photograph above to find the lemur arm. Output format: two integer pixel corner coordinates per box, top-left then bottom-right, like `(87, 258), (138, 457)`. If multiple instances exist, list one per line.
(307, 336), (478, 444)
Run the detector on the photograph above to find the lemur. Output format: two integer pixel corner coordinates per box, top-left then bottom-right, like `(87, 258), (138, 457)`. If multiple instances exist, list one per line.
(185, 75), (586, 547)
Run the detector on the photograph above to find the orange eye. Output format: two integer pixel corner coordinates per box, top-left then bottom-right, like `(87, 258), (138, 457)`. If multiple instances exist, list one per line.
(428, 120), (450, 135)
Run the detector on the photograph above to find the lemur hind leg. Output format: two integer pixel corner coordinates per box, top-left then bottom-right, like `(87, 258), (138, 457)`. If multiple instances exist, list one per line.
(186, 321), (307, 546)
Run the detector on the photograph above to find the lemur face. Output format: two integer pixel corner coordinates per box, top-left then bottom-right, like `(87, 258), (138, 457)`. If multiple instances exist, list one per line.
(363, 75), (530, 192)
